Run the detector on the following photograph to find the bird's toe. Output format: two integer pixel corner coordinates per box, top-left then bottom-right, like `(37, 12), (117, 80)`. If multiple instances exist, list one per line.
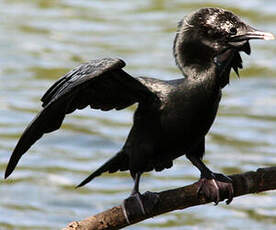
(142, 191), (160, 213)
(122, 191), (159, 224)
(197, 177), (234, 205)
(213, 173), (232, 183)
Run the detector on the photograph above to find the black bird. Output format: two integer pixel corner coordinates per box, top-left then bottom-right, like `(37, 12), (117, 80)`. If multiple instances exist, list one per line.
(5, 8), (274, 216)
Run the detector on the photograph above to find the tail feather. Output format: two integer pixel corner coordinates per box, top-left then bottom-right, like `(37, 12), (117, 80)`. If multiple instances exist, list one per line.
(76, 151), (128, 188)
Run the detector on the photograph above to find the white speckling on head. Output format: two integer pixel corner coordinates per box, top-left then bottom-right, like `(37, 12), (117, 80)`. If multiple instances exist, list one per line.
(220, 20), (232, 32)
(205, 14), (217, 27)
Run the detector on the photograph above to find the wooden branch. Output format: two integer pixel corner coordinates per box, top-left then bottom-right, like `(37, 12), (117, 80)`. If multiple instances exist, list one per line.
(63, 167), (276, 230)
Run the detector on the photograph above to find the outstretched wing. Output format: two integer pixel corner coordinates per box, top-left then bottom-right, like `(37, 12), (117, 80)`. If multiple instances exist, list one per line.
(5, 58), (157, 178)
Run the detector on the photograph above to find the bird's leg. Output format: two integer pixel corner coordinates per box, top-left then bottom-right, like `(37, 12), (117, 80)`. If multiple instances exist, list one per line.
(130, 171), (141, 195)
(186, 155), (234, 205)
(129, 172), (146, 214)
(122, 172), (159, 223)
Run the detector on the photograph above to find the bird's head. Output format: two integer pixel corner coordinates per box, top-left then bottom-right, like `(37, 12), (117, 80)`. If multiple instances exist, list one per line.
(174, 8), (274, 87)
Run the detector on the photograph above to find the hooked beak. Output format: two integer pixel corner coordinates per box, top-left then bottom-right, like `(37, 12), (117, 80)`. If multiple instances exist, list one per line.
(230, 27), (275, 42)
(228, 26), (274, 56)
(243, 31), (275, 40)
(215, 26), (274, 80)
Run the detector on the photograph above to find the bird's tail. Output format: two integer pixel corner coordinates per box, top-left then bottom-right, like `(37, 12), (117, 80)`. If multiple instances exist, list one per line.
(76, 150), (128, 188)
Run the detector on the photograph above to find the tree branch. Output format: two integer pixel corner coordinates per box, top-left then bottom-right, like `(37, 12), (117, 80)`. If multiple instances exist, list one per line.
(63, 167), (276, 230)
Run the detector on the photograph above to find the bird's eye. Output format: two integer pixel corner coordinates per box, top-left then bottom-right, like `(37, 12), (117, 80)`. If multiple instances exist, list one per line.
(229, 27), (237, 35)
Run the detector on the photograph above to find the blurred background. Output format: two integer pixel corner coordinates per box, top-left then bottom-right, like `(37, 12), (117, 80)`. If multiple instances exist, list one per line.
(1, 0), (276, 229)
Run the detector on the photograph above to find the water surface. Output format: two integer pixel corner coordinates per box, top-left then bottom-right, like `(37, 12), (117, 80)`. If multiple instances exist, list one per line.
(1, 0), (276, 229)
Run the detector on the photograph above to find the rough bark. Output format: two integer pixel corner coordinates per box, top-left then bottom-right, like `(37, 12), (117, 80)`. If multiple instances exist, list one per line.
(63, 167), (276, 230)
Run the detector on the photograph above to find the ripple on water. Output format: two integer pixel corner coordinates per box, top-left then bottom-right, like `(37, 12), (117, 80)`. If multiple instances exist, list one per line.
(1, 0), (276, 230)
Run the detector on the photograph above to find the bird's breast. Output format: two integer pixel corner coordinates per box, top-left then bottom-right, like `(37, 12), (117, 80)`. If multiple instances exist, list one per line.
(160, 86), (221, 150)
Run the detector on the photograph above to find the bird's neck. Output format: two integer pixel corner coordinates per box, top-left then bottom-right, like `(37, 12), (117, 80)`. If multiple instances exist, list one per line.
(173, 33), (230, 90)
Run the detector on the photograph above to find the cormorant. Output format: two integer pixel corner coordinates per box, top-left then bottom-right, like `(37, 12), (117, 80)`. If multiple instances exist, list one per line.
(5, 8), (274, 217)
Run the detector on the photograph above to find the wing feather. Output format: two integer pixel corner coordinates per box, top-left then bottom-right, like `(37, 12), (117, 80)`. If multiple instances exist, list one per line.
(5, 58), (157, 178)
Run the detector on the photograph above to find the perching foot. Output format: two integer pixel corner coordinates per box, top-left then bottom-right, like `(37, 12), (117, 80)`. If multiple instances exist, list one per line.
(122, 191), (159, 223)
(197, 173), (234, 205)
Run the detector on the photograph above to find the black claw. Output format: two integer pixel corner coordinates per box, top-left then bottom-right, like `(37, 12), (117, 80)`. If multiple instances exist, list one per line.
(225, 183), (234, 205)
(226, 198), (232, 205)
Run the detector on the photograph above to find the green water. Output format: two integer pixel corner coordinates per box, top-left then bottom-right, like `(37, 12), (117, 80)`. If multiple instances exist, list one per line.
(1, 0), (276, 229)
